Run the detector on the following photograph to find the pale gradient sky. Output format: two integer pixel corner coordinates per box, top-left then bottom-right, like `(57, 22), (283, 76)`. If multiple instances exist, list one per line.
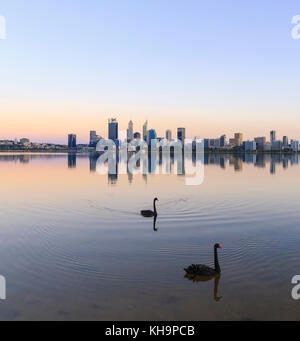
(1, 0), (300, 143)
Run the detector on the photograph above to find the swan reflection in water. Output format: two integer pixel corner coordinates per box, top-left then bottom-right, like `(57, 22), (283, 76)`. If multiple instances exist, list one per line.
(184, 273), (222, 302)
(153, 215), (158, 232)
(184, 243), (222, 301)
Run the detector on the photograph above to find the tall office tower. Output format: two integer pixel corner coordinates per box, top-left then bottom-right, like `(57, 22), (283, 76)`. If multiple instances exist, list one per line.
(147, 129), (157, 145)
(270, 130), (276, 144)
(290, 139), (299, 152)
(143, 120), (148, 142)
(234, 133), (243, 146)
(283, 136), (289, 148)
(68, 134), (77, 149)
(254, 136), (266, 151)
(127, 120), (133, 142)
(177, 128), (186, 144)
(166, 129), (172, 141)
(108, 118), (118, 140)
(220, 134), (226, 147)
(89, 131), (98, 146)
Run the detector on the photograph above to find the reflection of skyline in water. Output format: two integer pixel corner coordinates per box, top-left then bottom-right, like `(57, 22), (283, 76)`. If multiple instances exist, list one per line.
(1, 151), (300, 320)
(0, 152), (299, 182)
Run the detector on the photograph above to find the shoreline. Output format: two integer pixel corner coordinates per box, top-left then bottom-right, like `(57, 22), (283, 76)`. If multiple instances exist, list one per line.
(0, 149), (299, 155)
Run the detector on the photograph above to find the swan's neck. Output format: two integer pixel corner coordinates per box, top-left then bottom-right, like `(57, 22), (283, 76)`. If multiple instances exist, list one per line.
(214, 248), (221, 273)
(153, 200), (157, 215)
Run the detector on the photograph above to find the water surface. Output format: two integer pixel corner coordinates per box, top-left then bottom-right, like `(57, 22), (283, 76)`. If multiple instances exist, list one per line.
(0, 152), (299, 320)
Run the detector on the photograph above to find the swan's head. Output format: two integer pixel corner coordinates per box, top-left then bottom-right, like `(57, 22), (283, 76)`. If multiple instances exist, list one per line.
(154, 198), (159, 202)
(214, 243), (222, 250)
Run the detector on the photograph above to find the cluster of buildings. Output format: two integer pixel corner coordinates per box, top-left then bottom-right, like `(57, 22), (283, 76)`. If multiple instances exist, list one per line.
(1, 120), (299, 154)
(68, 118), (187, 149)
(203, 130), (299, 152)
(0, 138), (67, 151)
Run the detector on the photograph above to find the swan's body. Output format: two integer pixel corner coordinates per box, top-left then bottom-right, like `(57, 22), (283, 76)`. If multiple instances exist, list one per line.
(141, 198), (158, 217)
(184, 243), (222, 277)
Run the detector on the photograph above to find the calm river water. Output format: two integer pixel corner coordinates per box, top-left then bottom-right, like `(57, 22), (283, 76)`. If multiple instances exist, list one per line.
(0, 152), (299, 320)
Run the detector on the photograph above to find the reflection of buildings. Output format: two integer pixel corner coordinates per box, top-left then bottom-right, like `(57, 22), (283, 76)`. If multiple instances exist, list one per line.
(89, 155), (97, 172)
(108, 152), (118, 185)
(254, 154), (266, 168)
(270, 160), (276, 174)
(229, 156), (243, 172)
(19, 155), (30, 163)
(68, 153), (77, 168)
(83, 151), (300, 184)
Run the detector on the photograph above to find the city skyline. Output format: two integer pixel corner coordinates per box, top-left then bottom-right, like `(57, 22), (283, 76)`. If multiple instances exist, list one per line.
(1, 1), (300, 143)
(1, 119), (299, 153)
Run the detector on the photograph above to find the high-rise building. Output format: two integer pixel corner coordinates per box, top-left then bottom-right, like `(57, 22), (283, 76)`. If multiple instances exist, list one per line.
(90, 130), (102, 147)
(270, 130), (276, 144)
(220, 135), (226, 147)
(147, 129), (157, 145)
(283, 136), (289, 148)
(127, 120), (133, 142)
(89, 130), (98, 146)
(271, 140), (283, 151)
(290, 139), (299, 151)
(166, 129), (172, 141)
(234, 133), (243, 146)
(177, 128), (186, 144)
(243, 140), (257, 151)
(68, 134), (77, 149)
(254, 137), (266, 151)
(108, 118), (118, 141)
(143, 120), (148, 142)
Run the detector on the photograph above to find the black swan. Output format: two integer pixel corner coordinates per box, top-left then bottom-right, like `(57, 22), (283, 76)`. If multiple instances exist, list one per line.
(141, 198), (158, 217)
(184, 243), (222, 277)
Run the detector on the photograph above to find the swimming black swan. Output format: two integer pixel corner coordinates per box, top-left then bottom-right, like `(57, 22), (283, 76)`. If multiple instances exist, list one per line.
(141, 198), (158, 217)
(184, 243), (222, 276)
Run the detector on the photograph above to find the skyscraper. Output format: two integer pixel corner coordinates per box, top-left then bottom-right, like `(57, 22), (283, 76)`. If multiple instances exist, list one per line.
(166, 129), (172, 141)
(89, 130), (99, 147)
(254, 136), (266, 151)
(108, 118), (118, 141)
(283, 136), (289, 148)
(234, 133), (243, 146)
(177, 128), (186, 144)
(220, 134), (226, 147)
(143, 120), (148, 142)
(270, 130), (276, 144)
(147, 129), (157, 145)
(127, 120), (133, 142)
(68, 134), (77, 149)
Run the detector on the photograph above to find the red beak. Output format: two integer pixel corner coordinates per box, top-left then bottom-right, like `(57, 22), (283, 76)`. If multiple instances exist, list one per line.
(219, 245), (222, 249)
